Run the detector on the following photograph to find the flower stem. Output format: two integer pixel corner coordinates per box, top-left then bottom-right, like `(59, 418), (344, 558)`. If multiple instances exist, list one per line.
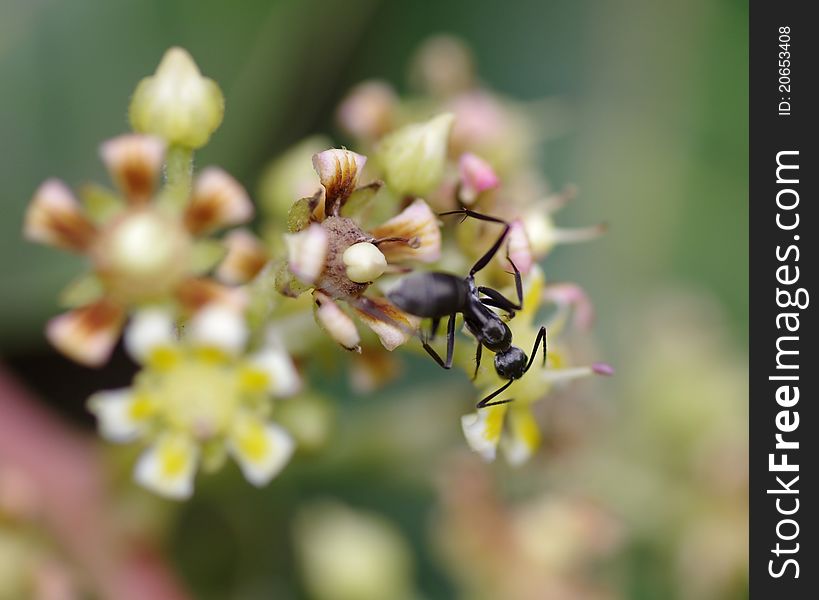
(158, 145), (194, 212)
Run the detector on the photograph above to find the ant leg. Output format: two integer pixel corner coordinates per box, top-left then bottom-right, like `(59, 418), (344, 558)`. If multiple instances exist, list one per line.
(428, 317), (441, 342)
(439, 208), (508, 226)
(478, 255), (523, 315)
(478, 288), (521, 313)
(373, 235), (420, 249)
(421, 314), (456, 370)
(523, 326), (548, 373)
(476, 378), (515, 409)
(472, 342), (482, 380)
(507, 255), (523, 309)
(439, 209), (510, 277)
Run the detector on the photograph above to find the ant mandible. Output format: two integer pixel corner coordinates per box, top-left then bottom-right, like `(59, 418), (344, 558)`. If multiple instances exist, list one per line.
(387, 208), (547, 409)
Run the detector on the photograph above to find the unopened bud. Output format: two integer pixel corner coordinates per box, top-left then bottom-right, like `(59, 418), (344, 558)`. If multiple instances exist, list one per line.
(377, 113), (454, 197)
(336, 80), (397, 141)
(129, 47), (224, 149)
(343, 242), (387, 283)
(458, 153), (499, 204)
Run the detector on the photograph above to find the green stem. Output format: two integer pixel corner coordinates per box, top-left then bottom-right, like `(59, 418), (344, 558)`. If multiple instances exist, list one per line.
(158, 145), (194, 212)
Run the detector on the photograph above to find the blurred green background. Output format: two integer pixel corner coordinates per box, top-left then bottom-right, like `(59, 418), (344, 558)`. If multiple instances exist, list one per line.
(0, 0), (747, 598)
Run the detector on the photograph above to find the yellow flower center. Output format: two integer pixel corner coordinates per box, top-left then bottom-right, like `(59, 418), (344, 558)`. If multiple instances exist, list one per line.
(137, 351), (243, 441)
(93, 208), (192, 302)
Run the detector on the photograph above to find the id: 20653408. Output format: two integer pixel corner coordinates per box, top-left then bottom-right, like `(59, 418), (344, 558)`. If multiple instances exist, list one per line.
(779, 26), (791, 116)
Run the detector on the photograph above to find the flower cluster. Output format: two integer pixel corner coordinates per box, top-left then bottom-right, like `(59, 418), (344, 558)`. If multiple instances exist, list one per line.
(24, 37), (611, 500)
(22, 48), (299, 499)
(325, 36), (612, 463)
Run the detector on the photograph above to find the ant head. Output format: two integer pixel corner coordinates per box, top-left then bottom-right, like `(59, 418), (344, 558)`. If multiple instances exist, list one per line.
(481, 318), (512, 352)
(494, 345), (528, 380)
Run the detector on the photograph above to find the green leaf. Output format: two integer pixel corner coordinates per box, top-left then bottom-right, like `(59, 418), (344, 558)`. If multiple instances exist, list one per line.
(287, 191), (321, 233)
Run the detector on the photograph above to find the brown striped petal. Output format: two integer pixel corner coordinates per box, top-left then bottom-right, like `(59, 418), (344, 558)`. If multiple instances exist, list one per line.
(350, 295), (420, 351)
(216, 229), (269, 284)
(370, 199), (441, 264)
(184, 168), (253, 235)
(45, 298), (125, 366)
(24, 179), (97, 252)
(311, 149), (366, 217)
(175, 277), (247, 314)
(99, 134), (165, 204)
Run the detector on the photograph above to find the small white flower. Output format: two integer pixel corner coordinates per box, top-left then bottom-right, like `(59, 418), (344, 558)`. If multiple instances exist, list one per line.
(87, 306), (300, 498)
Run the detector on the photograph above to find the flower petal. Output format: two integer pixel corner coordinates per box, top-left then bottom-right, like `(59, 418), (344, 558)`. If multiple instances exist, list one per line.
(175, 277), (247, 314)
(500, 404), (541, 466)
(370, 199), (441, 263)
(246, 346), (301, 397)
(372, 198), (441, 263)
(46, 299), (125, 367)
(24, 179), (97, 252)
(350, 296), (420, 351)
(311, 149), (366, 215)
(228, 415), (294, 487)
(134, 434), (199, 500)
(460, 403), (508, 461)
(313, 291), (360, 351)
(124, 308), (176, 363)
(88, 389), (153, 442)
(99, 134), (165, 203)
(187, 304), (248, 356)
(285, 223), (328, 285)
(184, 167), (254, 235)
(216, 229), (269, 284)
(517, 266), (546, 324)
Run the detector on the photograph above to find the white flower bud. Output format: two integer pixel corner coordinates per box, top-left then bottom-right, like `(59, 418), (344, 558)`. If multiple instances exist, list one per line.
(377, 113), (454, 197)
(343, 242), (387, 283)
(129, 47), (224, 149)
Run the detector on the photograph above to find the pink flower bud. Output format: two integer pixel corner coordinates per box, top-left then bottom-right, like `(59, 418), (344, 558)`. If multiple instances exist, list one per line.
(458, 153), (499, 205)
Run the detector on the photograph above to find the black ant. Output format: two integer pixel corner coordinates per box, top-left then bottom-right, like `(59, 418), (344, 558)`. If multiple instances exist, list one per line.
(387, 208), (546, 408)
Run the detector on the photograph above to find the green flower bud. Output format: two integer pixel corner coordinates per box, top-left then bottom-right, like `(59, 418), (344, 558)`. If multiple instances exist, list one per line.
(376, 113), (454, 197)
(129, 47), (224, 149)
